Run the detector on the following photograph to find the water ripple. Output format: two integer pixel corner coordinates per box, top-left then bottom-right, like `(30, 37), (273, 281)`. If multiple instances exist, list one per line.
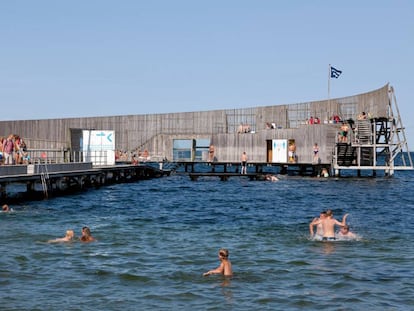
(1, 174), (414, 310)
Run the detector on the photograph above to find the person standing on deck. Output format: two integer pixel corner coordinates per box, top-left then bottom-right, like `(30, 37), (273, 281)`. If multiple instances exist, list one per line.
(3, 135), (14, 165)
(241, 152), (248, 174)
(312, 143), (319, 164)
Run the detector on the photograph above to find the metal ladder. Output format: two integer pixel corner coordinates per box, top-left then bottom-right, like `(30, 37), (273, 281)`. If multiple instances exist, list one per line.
(39, 161), (50, 199)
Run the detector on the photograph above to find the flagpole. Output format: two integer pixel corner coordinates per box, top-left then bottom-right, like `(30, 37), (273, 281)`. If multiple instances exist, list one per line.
(328, 64), (331, 120)
(328, 64), (331, 100)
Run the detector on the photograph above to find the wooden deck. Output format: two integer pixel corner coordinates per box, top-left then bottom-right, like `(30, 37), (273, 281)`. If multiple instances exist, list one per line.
(177, 161), (329, 180)
(0, 162), (167, 201)
(188, 172), (263, 181)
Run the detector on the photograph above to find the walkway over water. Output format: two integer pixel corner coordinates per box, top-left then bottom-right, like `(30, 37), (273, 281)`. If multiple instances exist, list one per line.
(0, 162), (166, 201)
(173, 161), (330, 180)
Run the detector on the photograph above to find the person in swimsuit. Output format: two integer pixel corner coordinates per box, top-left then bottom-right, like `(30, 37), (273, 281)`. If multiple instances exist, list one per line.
(80, 226), (96, 242)
(203, 248), (233, 277)
(313, 210), (347, 241)
(241, 152), (248, 174)
(310, 211), (327, 239)
(339, 123), (349, 142)
(265, 174), (279, 181)
(313, 143), (319, 164)
(48, 230), (75, 243)
(337, 224), (357, 239)
(320, 168), (329, 177)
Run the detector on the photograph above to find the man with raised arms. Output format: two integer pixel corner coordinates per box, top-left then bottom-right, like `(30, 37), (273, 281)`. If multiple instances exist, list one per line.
(313, 210), (347, 241)
(309, 211), (327, 239)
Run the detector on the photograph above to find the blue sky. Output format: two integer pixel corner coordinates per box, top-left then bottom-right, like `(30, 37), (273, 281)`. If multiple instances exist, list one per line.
(1, 1), (413, 147)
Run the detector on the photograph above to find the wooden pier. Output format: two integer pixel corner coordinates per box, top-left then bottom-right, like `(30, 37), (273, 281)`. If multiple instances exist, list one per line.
(0, 162), (167, 202)
(178, 161), (328, 181)
(188, 172), (261, 181)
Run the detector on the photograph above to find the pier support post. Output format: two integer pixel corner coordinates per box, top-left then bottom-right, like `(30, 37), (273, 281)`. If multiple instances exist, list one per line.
(26, 181), (35, 193)
(0, 183), (6, 199)
(190, 175), (198, 181)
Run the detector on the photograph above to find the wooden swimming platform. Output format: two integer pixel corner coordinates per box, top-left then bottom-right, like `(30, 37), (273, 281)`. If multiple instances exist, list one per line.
(0, 162), (167, 201)
(176, 161), (329, 180)
(188, 172), (262, 181)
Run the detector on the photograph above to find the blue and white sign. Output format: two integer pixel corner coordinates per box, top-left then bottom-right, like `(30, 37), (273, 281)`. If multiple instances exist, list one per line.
(272, 139), (287, 163)
(82, 130), (115, 165)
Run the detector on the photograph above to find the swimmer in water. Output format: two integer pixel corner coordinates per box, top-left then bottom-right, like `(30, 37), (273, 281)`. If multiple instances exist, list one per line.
(2, 204), (11, 212)
(265, 174), (279, 182)
(310, 211), (349, 240)
(312, 210), (347, 241)
(309, 211), (327, 239)
(48, 230), (75, 243)
(80, 226), (96, 242)
(320, 168), (329, 178)
(203, 248), (233, 277)
(337, 224), (357, 239)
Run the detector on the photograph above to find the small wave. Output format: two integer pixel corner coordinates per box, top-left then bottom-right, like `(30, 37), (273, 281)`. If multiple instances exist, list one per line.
(308, 234), (363, 242)
(287, 260), (310, 266)
(336, 234), (363, 242)
(118, 273), (152, 283)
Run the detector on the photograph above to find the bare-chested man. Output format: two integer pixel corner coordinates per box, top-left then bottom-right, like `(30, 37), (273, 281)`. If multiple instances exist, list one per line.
(309, 211), (327, 239)
(313, 210), (347, 241)
(240, 152), (248, 174)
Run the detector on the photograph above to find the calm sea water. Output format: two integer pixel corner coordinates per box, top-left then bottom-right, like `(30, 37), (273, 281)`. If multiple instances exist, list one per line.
(1, 169), (414, 310)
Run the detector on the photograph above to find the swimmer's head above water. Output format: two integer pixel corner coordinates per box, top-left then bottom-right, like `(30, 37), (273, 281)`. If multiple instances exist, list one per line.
(219, 248), (229, 259)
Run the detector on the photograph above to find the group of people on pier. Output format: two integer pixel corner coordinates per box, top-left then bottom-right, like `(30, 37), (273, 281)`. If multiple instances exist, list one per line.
(0, 134), (29, 165)
(115, 149), (151, 164)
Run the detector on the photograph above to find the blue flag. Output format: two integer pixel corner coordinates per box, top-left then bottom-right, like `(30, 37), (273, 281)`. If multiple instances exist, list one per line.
(331, 66), (342, 78)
